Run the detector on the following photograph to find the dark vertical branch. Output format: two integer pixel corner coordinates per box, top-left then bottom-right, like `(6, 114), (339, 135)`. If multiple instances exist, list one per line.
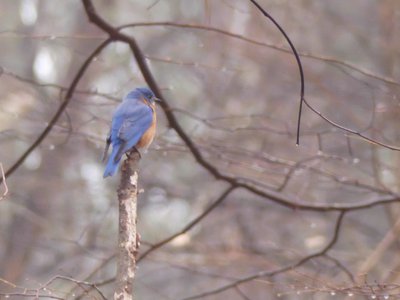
(114, 151), (141, 300)
(247, 0), (305, 145)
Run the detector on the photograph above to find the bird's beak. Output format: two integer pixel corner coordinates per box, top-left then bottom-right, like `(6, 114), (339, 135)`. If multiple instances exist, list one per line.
(153, 97), (162, 103)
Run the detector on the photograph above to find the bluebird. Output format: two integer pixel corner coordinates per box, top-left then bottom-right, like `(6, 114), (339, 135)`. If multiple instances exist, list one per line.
(102, 87), (159, 178)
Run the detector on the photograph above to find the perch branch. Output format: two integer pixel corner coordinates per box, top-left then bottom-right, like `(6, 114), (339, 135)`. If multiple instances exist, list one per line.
(114, 150), (141, 300)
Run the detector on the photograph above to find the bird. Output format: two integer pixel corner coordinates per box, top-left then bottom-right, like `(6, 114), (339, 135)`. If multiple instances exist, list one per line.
(102, 87), (159, 178)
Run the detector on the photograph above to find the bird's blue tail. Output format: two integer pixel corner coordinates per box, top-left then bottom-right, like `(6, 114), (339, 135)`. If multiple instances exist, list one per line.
(103, 145), (122, 178)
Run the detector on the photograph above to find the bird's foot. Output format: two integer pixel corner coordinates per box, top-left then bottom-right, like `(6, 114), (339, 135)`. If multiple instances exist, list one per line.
(126, 147), (142, 159)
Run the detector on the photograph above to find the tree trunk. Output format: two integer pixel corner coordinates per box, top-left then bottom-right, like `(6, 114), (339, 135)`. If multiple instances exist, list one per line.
(114, 150), (140, 300)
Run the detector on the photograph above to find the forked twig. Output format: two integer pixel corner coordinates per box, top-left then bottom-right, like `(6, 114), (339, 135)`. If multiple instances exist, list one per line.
(0, 163), (8, 200)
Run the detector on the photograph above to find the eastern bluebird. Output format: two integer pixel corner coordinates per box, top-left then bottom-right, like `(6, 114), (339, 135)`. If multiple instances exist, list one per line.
(102, 87), (159, 178)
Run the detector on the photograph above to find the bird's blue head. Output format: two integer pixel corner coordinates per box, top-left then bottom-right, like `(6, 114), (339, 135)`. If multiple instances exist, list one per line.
(136, 87), (159, 103)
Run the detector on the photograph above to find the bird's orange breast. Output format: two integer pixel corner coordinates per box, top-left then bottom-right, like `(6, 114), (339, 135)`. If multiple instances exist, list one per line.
(136, 104), (156, 149)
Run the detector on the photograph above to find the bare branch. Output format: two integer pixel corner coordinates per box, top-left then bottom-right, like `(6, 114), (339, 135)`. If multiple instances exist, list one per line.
(0, 38), (112, 185)
(303, 98), (400, 151)
(43, 275), (107, 300)
(138, 185), (236, 262)
(118, 22), (400, 87)
(0, 292), (64, 299)
(114, 150), (141, 300)
(0, 275), (107, 300)
(0, 163), (8, 200)
(246, 0), (305, 145)
(181, 212), (346, 300)
(81, 0), (400, 214)
(1, 68), (119, 102)
(324, 254), (355, 283)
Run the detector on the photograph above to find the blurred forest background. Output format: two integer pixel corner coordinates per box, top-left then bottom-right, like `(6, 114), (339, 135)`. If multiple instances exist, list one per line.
(1, 0), (400, 299)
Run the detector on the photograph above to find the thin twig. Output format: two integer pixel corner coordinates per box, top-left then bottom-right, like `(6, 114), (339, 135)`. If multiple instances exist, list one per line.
(324, 254), (355, 283)
(181, 212), (346, 300)
(246, 0), (305, 145)
(303, 98), (400, 151)
(0, 163), (8, 200)
(2, 68), (119, 101)
(0, 38), (112, 185)
(138, 185), (237, 262)
(118, 21), (399, 87)
(43, 275), (107, 300)
(0, 293), (64, 299)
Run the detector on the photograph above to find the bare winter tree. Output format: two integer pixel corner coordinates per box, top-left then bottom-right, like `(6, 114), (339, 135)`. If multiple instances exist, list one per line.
(1, 1), (400, 299)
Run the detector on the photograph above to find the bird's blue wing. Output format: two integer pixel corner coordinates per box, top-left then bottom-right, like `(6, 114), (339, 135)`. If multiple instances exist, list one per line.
(110, 101), (153, 161)
(103, 91), (155, 178)
(117, 106), (153, 141)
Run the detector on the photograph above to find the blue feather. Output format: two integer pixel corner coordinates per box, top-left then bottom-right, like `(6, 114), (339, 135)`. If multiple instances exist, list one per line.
(103, 88), (154, 178)
(103, 142), (122, 177)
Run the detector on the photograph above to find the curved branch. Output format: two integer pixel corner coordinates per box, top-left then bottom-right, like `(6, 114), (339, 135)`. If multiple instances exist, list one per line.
(303, 98), (400, 151)
(2, 68), (119, 101)
(118, 22), (399, 87)
(246, 0), (304, 145)
(0, 38), (112, 184)
(138, 185), (236, 262)
(181, 211), (346, 300)
(81, 0), (400, 213)
(82, 0), (239, 182)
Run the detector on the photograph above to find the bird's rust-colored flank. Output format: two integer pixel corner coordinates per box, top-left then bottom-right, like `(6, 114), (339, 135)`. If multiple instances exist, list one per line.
(136, 102), (156, 149)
